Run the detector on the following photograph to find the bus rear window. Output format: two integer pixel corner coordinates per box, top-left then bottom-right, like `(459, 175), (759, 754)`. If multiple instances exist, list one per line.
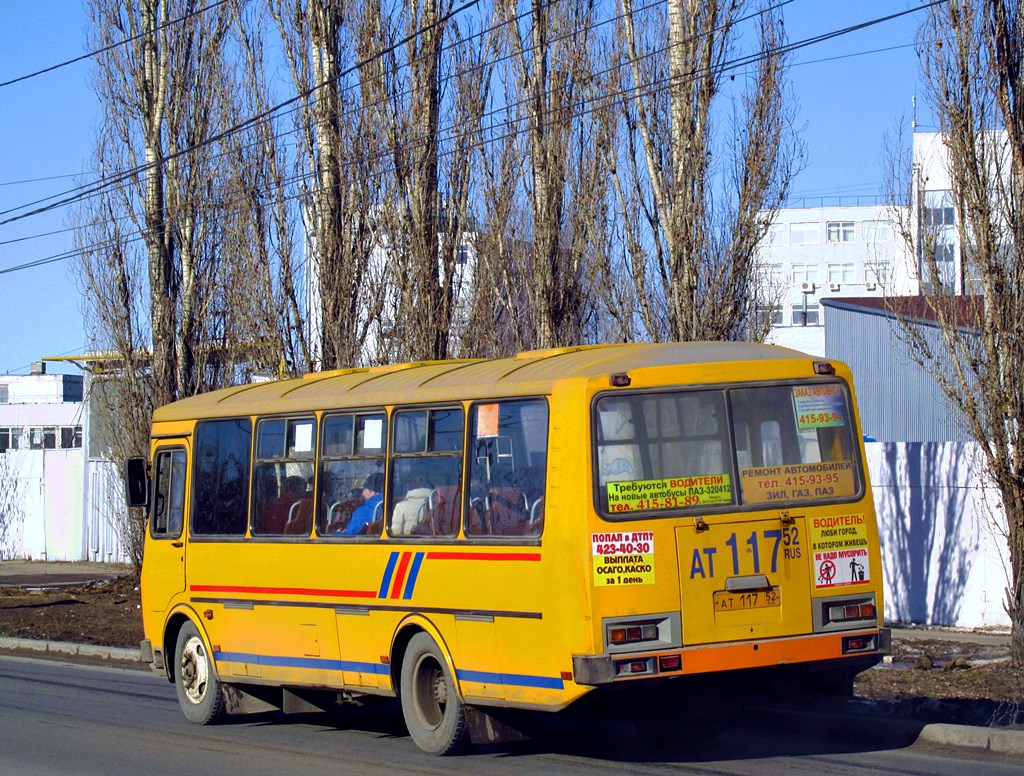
(595, 391), (734, 514)
(731, 384), (858, 506)
(594, 382), (860, 516)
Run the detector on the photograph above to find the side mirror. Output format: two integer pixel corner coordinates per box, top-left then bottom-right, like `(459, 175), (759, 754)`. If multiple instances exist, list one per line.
(124, 457), (150, 508)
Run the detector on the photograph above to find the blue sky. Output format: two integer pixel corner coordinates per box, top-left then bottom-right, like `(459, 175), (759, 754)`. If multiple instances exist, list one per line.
(0, 0), (928, 376)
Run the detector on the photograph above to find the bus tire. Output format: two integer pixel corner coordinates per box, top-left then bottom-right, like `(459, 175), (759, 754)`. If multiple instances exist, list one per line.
(174, 620), (225, 725)
(399, 632), (468, 755)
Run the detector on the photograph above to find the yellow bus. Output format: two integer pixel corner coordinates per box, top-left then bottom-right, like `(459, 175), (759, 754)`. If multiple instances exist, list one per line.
(126, 342), (888, 754)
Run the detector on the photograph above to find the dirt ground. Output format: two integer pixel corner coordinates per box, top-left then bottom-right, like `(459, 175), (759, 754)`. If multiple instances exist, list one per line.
(1, 574), (1021, 715)
(0, 575), (144, 647)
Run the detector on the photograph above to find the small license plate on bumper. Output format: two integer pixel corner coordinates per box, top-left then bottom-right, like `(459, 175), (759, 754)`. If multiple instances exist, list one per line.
(713, 587), (781, 611)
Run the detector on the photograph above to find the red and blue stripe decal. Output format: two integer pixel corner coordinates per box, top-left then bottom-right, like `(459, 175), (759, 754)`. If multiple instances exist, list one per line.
(376, 550), (541, 600)
(378, 551), (425, 599)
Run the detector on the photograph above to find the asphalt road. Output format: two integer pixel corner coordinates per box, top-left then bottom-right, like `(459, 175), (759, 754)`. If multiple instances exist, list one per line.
(2, 654), (1023, 776)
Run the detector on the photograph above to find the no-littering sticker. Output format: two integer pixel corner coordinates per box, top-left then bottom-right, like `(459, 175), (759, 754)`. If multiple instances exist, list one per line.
(809, 513), (870, 588)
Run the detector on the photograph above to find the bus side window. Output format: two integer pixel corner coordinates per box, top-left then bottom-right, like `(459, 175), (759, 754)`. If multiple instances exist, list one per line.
(317, 412), (387, 536)
(466, 399), (548, 538)
(389, 408), (463, 537)
(252, 417), (316, 537)
(192, 419), (252, 537)
(151, 448), (186, 539)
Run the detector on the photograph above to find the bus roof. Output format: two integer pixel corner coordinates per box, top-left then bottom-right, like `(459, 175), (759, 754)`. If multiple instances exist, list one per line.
(152, 341), (820, 423)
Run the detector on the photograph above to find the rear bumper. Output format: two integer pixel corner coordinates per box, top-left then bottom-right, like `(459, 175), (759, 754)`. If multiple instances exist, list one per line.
(573, 627), (889, 686)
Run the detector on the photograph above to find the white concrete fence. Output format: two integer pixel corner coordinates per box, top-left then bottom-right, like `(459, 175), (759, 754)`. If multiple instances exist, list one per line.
(1, 449), (127, 564)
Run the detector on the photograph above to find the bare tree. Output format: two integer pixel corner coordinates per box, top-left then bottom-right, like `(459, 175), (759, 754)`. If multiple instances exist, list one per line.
(502, 0), (604, 348)
(606, 0), (798, 342)
(266, 0), (388, 371)
(365, 0), (494, 363)
(886, 0), (1024, 663)
(74, 0), (250, 564)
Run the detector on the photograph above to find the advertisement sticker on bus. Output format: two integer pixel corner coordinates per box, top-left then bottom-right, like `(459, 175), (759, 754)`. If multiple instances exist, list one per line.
(592, 531), (655, 586)
(605, 474), (732, 512)
(809, 513), (871, 588)
(739, 460), (856, 503)
(792, 384), (846, 430)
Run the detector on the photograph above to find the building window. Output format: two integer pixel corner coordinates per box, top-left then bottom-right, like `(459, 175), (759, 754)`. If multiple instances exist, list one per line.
(43, 427), (57, 450)
(790, 222), (819, 245)
(827, 221), (855, 243)
(756, 305), (784, 326)
(0, 385), (7, 404)
(924, 190), (955, 226)
(60, 427), (83, 449)
(29, 428), (43, 450)
(866, 264), (888, 287)
(768, 224), (788, 245)
(827, 263), (857, 285)
(863, 220), (894, 242)
(935, 241), (956, 262)
(0, 428), (8, 453)
(791, 304), (820, 327)
(791, 263), (821, 286)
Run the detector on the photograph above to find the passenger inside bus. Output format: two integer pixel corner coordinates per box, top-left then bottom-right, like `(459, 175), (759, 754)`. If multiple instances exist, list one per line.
(391, 475), (433, 535)
(337, 472), (384, 535)
(263, 475), (310, 534)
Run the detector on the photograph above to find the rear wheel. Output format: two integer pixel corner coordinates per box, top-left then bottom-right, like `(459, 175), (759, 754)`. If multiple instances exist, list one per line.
(399, 632), (468, 755)
(174, 620), (225, 724)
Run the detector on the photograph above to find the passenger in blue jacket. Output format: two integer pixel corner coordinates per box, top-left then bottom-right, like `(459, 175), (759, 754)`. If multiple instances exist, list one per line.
(341, 472), (384, 535)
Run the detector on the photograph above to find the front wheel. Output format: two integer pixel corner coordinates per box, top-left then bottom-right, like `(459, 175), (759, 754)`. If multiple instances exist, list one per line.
(399, 632), (468, 755)
(174, 620), (225, 724)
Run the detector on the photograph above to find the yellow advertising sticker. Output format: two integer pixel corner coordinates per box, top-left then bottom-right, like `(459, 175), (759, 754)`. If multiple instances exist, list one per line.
(606, 474), (732, 513)
(592, 531), (655, 586)
(808, 513), (871, 588)
(739, 460), (856, 504)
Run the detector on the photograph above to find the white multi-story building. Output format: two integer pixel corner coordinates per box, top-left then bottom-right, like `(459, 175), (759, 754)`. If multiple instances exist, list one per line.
(758, 204), (916, 356)
(759, 131), (999, 355)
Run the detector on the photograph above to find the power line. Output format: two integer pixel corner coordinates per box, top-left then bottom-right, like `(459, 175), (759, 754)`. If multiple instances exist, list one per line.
(0, 0), (790, 259)
(0, 0), (486, 228)
(2, 0), (942, 278)
(0, 0), (781, 229)
(0, 0), (237, 89)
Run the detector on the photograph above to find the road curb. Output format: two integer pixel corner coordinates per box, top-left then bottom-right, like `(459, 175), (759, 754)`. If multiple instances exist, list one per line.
(0, 636), (141, 663)
(917, 722), (1024, 756)
(750, 697), (1024, 757)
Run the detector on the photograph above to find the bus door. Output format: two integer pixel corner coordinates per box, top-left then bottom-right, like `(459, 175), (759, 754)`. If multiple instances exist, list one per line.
(143, 443), (189, 615)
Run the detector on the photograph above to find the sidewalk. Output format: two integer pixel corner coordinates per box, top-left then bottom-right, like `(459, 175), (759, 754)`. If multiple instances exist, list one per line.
(892, 625), (1011, 648)
(0, 559), (131, 588)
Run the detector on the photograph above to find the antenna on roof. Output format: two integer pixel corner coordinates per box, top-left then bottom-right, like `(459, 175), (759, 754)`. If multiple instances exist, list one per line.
(912, 94), (917, 131)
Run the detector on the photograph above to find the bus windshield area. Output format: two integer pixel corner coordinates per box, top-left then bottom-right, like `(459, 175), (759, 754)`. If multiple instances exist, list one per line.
(594, 381), (859, 516)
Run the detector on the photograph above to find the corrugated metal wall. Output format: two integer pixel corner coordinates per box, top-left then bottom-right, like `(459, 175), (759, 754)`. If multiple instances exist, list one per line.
(86, 460), (128, 563)
(824, 301), (971, 443)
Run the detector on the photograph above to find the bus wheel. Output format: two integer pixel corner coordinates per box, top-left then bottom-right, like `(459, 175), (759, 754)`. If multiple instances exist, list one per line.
(399, 632), (468, 755)
(174, 620), (225, 725)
